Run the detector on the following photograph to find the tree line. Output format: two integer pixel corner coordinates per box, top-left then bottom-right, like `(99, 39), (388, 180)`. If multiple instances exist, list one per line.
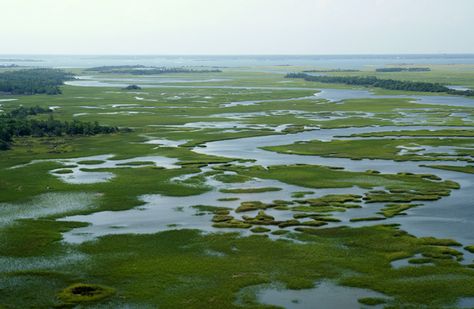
(0, 68), (75, 95)
(0, 106), (122, 150)
(85, 65), (222, 75)
(285, 73), (474, 96)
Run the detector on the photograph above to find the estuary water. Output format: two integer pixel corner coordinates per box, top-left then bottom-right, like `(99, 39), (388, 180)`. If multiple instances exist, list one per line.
(3, 54), (474, 69)
(65, 76), (474, 108)
(59, 125), (474, 250)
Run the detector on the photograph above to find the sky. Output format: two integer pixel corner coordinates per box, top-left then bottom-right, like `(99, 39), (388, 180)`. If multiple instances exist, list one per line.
(1, 0), (473, 55)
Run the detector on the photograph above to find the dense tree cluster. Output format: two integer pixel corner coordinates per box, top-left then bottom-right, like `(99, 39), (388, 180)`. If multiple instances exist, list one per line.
(0, 68), (75, 95)
(8, 106), (52, 118)
(0, 106), (120, 150)
(85, 65), (222, 75)
(447, 88), (474, 96)
(376, 67), (431, 72)
(286, 73), (474, 96)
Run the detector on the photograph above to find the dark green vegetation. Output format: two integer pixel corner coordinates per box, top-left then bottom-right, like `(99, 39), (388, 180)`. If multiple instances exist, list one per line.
(0, 68), (74, 95)
(286, 72), (474, 96)
(422, 164), (474, 174)
(124, 84), (141, 90)
(378, 203), (422, 218)
(0, 106), (120, 150)
(358, 297), (387, 305)
(85, 65), (222, 75)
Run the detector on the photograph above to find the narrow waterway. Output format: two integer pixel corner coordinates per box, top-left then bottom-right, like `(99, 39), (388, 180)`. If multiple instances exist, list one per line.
(60, 125), (474, 249)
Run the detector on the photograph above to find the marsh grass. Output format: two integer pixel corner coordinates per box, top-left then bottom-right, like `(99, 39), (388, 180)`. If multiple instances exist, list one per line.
(1, 68), (473, 308)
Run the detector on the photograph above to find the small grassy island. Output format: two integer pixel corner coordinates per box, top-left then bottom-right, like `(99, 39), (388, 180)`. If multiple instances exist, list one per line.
(124, 84), (142, 90)
(376, 67), (431, 72)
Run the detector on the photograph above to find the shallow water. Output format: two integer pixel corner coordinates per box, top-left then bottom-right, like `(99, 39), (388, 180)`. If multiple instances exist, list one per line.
(447, 85), (472, 91)
(0, 251), (87, 273)
(195, 126), (474, 242)
(391, 254), (435, 269)
(315, 88), (474, 107)
(255, 281), (388, 309)
(11, 154), (180, 184)
(59, 172), (367, 243)
(196, 125), (472, 172)
(57, 125), (474, 247)
(65, 79), (319, 90)
(457, 297), (474, 308)
(220, 92), (319, 107)
(0, 192), (97, 227)
(5, 54), (474, 69)
(143, 138), (188, 147)
(67, 76), (474, 108)
(65, 79), (474, 108)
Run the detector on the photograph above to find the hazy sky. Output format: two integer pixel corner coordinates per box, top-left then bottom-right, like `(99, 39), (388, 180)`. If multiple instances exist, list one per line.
(1, 0), (473, 55)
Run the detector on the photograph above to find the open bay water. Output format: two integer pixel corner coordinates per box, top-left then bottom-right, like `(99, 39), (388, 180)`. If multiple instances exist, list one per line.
(2, 54), (474, 69)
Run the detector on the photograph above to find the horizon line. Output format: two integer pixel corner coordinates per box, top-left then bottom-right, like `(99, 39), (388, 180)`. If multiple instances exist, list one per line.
(1, 53), (474, 57)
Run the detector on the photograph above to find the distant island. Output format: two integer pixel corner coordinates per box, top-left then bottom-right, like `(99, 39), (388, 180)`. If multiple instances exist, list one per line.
(85, 65), (222, 75)
(302, 69), (360, 73)
(0, 58), (43, 62)
(286, 72), (474, 96)
(0, 64), (21, 68)
(376, 67), (431, 72)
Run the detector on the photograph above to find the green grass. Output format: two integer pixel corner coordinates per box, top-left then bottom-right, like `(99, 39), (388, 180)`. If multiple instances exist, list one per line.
(422, 164), (474, 174)
(3, 226), (472, 308)
(378, 203), (422, 218)
(350, 217), (386, 222)
(358, 297), (387, 306)
(221, 164), (459, 193)
(465, 246), (474, 253)
(52, 169), (74, 174)
(213, 174), (253, 183)
(77, 160), (105, 165)
(264, 137), (474, 162)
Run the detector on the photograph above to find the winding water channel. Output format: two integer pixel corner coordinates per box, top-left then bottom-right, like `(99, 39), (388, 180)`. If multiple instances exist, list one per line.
(60, 125), (474, 252)
(196, 126), (474, 243)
